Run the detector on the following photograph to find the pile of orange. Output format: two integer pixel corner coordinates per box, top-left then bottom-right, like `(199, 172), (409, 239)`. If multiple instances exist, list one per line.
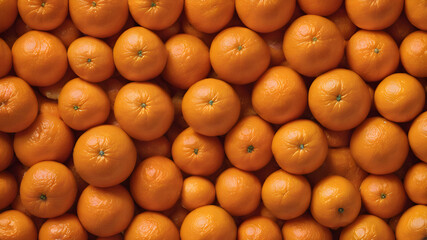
(0, 0), (426, 239)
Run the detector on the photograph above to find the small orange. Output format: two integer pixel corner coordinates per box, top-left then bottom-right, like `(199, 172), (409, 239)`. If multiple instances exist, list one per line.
(180, 16), (215, 46)
(114, 82), (174, 141)
(0, 171), (18, 210)
(58, 78), (110, 131)
(232, 84), (257, 119)
(134, 136), (171, 160)
(340, 214), (395, 240)
(327, 7), (357, 40)
(210, 27), (270, 84)
(395, 205), (427, 240)
(252, 66), (307, 125)
(281, 214), (332, 240)
(311, 175), (361, 228)
(404, 162), (427, 205)
(323, 129), (351, 148)
(181, 78), (241, 136)
(215, 168), (261, 216)
(125, 212), (179, 240)
(238, 216), (282, 240)
(0, 210), (37, 240)
(298, 0), (342, 16)
(39, 214), (88, 240)
(130, 156), (183, 211)
(50, 18), (82, 48)
(181, 176), (215, 211)
(400, 31), (427, 78)
(20, 161), (77, 218)
(262, 169), (311, 220)
(350, 117), (409, 174)
(18, 0), (68, 31)
(405, 0), (427, 31)
(180, 205), (237, 240)
(77, 185), (134, 237)
(164, 204), (189, 229)
(0, 133), (13, 171)
(260, 29), (286, 66)
(272, 119), (328, 174)
(129, 0), (183, 31)
(37, 96), (60, 118)
(0, 38), (12, 77)
(0, 0), (18, 33)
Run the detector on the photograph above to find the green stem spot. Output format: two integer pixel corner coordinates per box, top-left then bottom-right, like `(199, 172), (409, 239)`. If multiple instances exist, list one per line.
(194, 148), (199, 155)
(41, 2), (46, 7)
(338, 208), (344, 213)
(137, 50), (143, 57)
(99, 150), (105, 156)
(73, 105), (80, 110)
(374, 48), (379, 54)
(380, 193), (386, 199)
(87, 58), (92, 63)
(312, 37), (318, 42)
(208, 100), (214, 106)
(92, 1), (96, 7)
(237, 45), (243, 51)
(299, 144), (304, 149)
(336, 94), (342, 102)
(247, 145), (254, 153)
(140, 103), (146, 108)
(40, 194), (47, 201)
(151, 1), (156, 7)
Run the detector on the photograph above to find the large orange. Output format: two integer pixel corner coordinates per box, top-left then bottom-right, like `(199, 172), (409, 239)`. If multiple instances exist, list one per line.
(0, 38), (12, 78)
(395, 205), (427, 240)
(0, 133), (13, 172)
(129, 0), (183, 31)
(408, 111), (427, 162)
(0, 210), (37, 240)
(39, 214), (88, 240)
(181, 176), (215, 211)
(18, 0), (67, 31)
(281, 214), (332, 240)
(0, 171), (18, 210)
(125, 212), (179, 240)
(404, 162), (427, 205)
(238, 216), (282, 240)
(340, 215), (395, 240)
(405, 0), (427, 31)
(0, 0), (18, 33)
(400, 31), (427, 78)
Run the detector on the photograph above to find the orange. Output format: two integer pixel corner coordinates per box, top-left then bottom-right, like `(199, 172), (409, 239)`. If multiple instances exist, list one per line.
(0, 133), (13, 171)
(37, 96), (60, 118)
(77, 185), (134, 237)
(215, 168), (261, 216)
(181, 176), (215, 211)
(405, 0), (427, 31)
(154, 18), (181, 41)
(73, 125), (137, 187)
(0, 210), (37, 240)
(114, 82), (174, 141)
(261, 169), (311, 220)
(165, 205), (189, 229)
(347, 30), (399, 82)
(308, 69), (371, 131)
(409, 111), (427, 162)
(210, 27), (270, 84)
(233, 84), (257, 119)
(346, 0), (404, 30)
(340, 214), (395, 240)
(260, 29), (286, 66)
(171, 89), (189, 128)
(0, 38), (12, 77)
(283, 15), (345, 77)
(129, 0), (183, 31)
(20, 161), (77, 218)
(18, 0), (67, 31)
(252, 66), (307, 124)
(272, 119), (328, 174)
(386, 13), (416, 45)
(125, 212), (179, 240)
(180, 205), (237, 240)
(113, 27), (167, 81)
(39, 214), (88, 240)
(0, 0), (17, 33)
(67, 36), (115, 82)
(323, 129), (351, 148)
(13, 113), (74, 167)
(50, 18), (82, 48)
(38, 67), (77, 100)
(360, 174), (407, 219)
(58, 78), (110, 130)
(350, 117), (409, 174)
(238, 216), (282, 240)
(395, 205), (427, 240)
(181, 78), (240, 136)
(400, 31), (427, 78)
(235, 0), (295, 33)
(184, 0), (235, 34)
(307, 147), (368, 189)
(12, 30), (67, 86)
(130, 156), (183, 211)
(69, 0), (128, 38)
(134, 136), (171, 160)
(327, 7), (357, 40)
(0, 76), (38, 133)
(13, 17), (32, 36)
(99, 77), (127, 109)
(298, 0), (342, 16)
(311, 175), (361, 228)
(281, 214), (332, 240)
(96, 235), (122, 240)
(224, 116), (274, 171)
(404, 162), (427, 205)
(162, 34), (211, 89)
(374, 73), (425, 122)
(180, 16), (215, 46)
(0, 171), (18, 210)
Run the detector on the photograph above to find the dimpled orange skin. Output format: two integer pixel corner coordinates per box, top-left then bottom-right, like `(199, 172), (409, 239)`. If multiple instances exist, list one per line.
(251, 66), (307, 125)
(58, 78), (110, 131)
(215, 168), (261, 216)
(405, 0), (427, 30)
(114, 82), (174, 141)
(323, 129), (351, 148)
(311, 175), (361, 229)
(0, 210), (37, 240)
(130, 156), (183, 211)
(210, 27), (270, 85)
(340, 214), (395, 240)
(272, 119), (328, 175)
(181, 78), (241, 136)
(224, 116), (274, 171)
(13, 113), (75, 167)
(282, 214), (332, 240)
(20, 161), (77, 218)
(73, 125), (137, 187)
(181, 176), (216, 211)
(0, 133), (14, 172)
(69, 0), (128, 38)
(262, 169), (311, 220)
(409, 112), (427, 163)
(400, 31), (427, 78)
(404, 162), (427, 205)
(238, 216), (282, 240)
(50, 18), (82, 48)
(350, 117), (409, 175)
(12, 31), (67, 86)
(129, 0), (183, 31)
(374, 73), (425, 123)
(18, 0), (68, 31)
(283, 15), (345, 77)
(0, 172), (18, 210)
(113, 27), (167, 81)
(395, 205), (427, 240)
(0, 38), (12, 78)
(180, 205), (237, 240)
(308, 69), (371, 131)
(0, 0), (18, 33)
(125, 212), (179, 240)
(77, 185), (134, 237)
(39, 214), (88, 240)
